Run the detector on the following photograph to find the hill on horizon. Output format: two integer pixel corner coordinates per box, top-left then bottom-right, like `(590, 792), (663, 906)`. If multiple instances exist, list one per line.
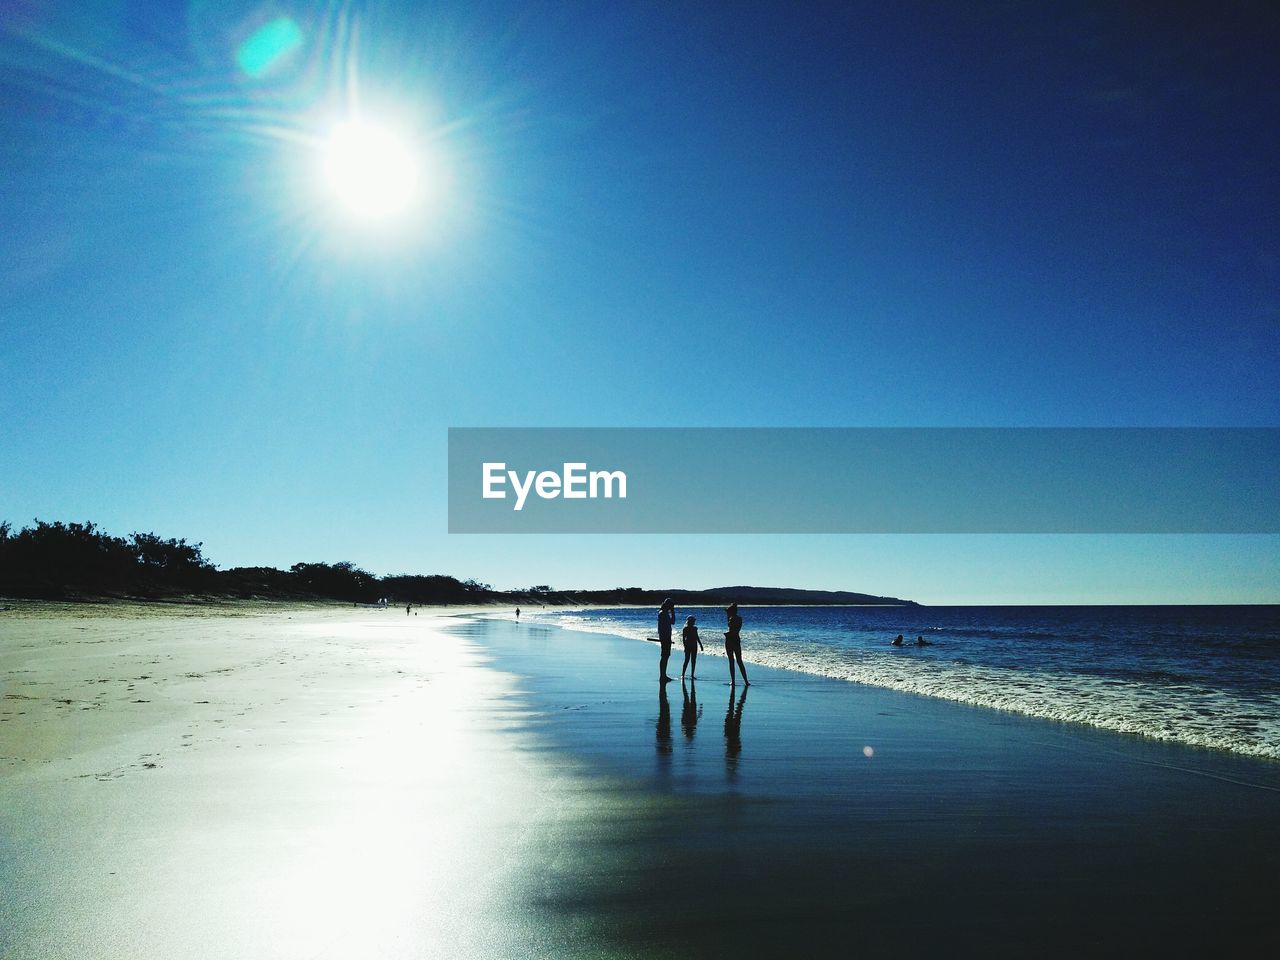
(672, 585), (917, 606)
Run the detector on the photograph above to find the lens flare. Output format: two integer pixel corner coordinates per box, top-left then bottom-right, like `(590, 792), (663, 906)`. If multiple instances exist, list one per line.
(236, 17), (304, 79)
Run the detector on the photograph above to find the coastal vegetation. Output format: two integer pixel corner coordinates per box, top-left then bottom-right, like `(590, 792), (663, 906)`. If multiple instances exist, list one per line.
(0, 519), (915, 607)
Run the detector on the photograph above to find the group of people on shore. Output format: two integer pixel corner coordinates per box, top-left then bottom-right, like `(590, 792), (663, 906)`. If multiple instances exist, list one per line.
(655, 598), (750, 686)
(649, 602), (934, 683)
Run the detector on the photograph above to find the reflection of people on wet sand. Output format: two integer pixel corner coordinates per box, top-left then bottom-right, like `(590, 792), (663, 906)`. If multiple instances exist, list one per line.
(724, 685), (748, 763)
(724, 603), (749, 686)
(681, 679), (701, 740)
(657, 598), (676, 682)
(656, 682), (673, 755)
(680, 615), (704, 679)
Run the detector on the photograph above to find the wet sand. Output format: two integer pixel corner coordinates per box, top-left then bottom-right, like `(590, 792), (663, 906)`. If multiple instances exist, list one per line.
(2, 605), (1278, 957)
(450, 616), (1280, 956)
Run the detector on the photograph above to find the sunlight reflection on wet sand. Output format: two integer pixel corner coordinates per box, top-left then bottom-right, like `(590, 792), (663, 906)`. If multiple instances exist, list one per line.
(0, 609), (592, 959)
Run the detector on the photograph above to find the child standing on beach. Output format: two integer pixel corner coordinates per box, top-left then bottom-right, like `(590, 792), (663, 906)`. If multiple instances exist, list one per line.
(680, 615), (704, 680)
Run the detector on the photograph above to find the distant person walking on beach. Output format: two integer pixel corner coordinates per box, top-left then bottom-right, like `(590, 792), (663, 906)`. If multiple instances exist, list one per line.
(657, 598), (676, 683)
(515, 607), (520, 621)
(680, 615), (704, 680)
(724, 603), (749, 686)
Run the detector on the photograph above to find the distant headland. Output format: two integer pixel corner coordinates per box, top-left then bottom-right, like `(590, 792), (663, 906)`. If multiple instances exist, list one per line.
(0, 520), (916, 607)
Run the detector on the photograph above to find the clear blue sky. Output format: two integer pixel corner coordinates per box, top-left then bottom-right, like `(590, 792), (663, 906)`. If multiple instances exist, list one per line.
(2, 1), (1277, 603)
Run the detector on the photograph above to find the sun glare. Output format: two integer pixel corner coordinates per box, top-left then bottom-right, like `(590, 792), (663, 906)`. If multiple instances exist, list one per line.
(321, 121), (422, 221)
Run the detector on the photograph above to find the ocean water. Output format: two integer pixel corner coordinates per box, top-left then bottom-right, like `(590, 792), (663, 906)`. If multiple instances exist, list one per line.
(520, 605), (1280, 760)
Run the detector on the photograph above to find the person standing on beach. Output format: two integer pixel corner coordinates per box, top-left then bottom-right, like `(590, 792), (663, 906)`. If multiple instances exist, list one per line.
(657, 598), (676, 683)
(680, 615), (703, 680)
(724, 603), (749, 686)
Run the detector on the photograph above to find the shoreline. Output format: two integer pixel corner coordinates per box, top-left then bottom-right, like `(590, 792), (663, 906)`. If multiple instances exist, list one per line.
(509, 606), (1280, 763)
(455, 613), (1280, 785)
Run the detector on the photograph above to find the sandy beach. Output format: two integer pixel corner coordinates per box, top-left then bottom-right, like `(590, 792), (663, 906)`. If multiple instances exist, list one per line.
(3, 604), (1278, 957)
(0, 604), (599, 959)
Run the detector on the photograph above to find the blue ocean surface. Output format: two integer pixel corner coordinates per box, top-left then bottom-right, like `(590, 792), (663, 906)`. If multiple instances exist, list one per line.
(518, 605), (1280, 760)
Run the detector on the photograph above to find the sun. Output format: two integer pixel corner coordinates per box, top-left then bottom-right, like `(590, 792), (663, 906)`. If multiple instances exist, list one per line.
(321, 120), (421, 220)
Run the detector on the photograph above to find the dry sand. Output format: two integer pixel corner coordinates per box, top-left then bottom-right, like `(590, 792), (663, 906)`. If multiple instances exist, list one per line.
(0, 603), (602, 959)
